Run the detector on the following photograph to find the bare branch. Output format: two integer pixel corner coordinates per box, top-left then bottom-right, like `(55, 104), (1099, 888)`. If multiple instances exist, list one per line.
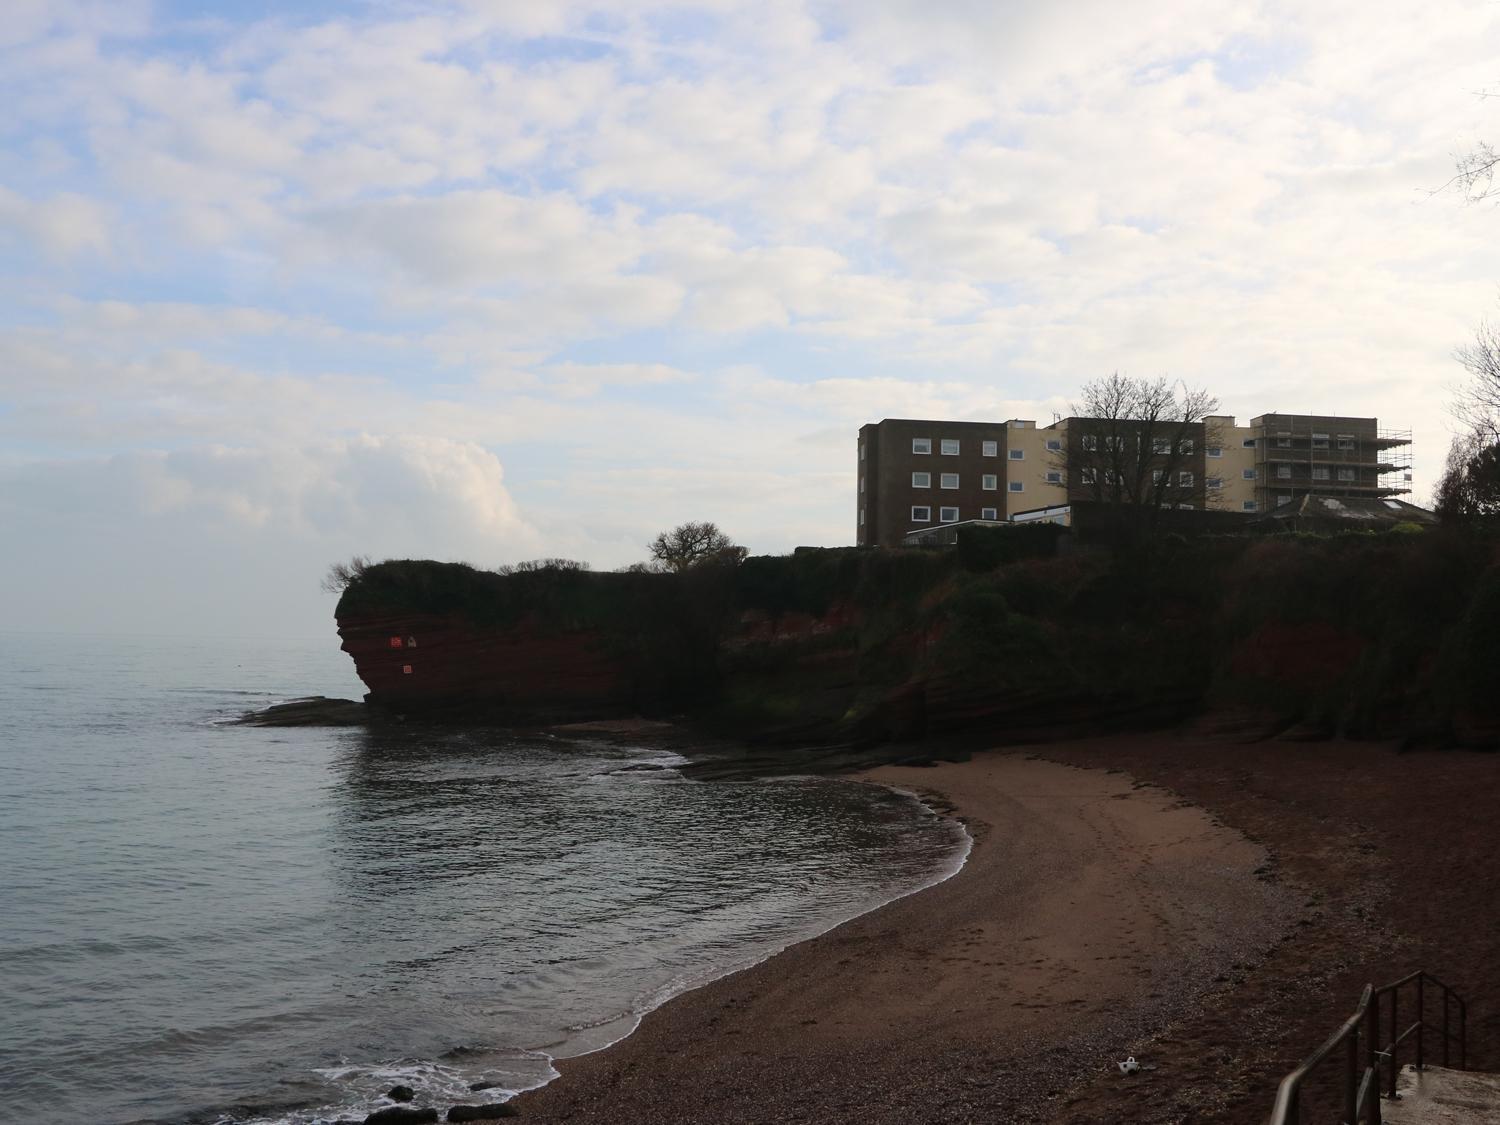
(1454, 314), (1500, 440)
(1054, 374), (1219, 527)
(1433, 141), (1499, 203)
(321, 554), (374, 593)
(647, 521), (741, 572)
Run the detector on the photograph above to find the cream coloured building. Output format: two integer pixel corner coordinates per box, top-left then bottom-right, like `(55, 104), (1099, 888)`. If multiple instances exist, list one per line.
(856, 412), (1412, 547)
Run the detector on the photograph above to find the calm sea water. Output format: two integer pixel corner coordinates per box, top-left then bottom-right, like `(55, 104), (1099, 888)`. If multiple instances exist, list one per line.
(0, 632), (966, 1125)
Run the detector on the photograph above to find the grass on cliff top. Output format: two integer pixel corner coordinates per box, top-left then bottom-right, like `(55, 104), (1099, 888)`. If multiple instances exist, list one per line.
(334, 558), (678, 628)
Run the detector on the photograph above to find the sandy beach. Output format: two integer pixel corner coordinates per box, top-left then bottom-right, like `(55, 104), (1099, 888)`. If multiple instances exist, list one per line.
(514, 736), (1500, 1123)
(515, 752), (1293, 1124)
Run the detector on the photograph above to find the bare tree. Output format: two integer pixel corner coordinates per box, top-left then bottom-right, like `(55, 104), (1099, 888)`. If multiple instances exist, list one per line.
(1052, 373), (1223, 526)
(647, 521), (743, 572)
(1455, 311), (1500, 440)
(321, 554), (374, 593)
(495, 558), (591, 575)
(1451, 140), (1498, 203)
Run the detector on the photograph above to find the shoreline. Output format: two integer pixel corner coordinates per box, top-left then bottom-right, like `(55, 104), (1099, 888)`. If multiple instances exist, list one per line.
(514, 750), (1294, 1124)
(536, 776), (975, 1066)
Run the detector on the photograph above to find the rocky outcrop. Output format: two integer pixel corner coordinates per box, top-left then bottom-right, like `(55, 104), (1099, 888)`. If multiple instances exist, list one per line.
(234, 696), (366, 726)
(331, 538), (1500, 748)
(446, 1105), (518, 1121)
(338, 611), (634, 719)
(364, 1107), (437, 1125)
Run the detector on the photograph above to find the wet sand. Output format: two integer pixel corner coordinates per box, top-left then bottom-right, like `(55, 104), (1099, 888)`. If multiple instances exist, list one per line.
(515, 752), (1293, 1124)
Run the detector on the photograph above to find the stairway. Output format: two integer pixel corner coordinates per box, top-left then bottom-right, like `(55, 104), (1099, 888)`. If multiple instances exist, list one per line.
(1382, 1064), (1500, 1124)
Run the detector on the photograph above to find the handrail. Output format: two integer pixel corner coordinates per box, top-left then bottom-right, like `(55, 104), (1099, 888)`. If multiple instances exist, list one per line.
(1268, 970), (1468, 1125)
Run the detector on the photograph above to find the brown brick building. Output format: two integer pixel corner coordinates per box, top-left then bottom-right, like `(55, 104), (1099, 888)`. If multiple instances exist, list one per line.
(856, 412), (1412, 547)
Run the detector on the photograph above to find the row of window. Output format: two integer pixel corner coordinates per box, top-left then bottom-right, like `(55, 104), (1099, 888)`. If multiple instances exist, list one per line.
(911, 470), (1243, 488)
(910, 438), (1061, 457)
(912, 506), (1001, 523)
(1082, 435), (1200, 455)
(912, 471), (1031, 491)
(905, 499), (1263, 524)
(893, 433), (1364, 461)
(1273, 433), (1357, 450)
(1082, 468), (1202, 486)
(1271, 465), (1359, 481)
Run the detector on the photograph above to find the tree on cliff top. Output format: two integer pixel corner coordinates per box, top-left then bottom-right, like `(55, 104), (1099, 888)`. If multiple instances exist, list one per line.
(1052, 373), (1222, 527)
(1436, 429), (1500, 522)
(648, 521), (745, 572)
(322, 555), (375, 593)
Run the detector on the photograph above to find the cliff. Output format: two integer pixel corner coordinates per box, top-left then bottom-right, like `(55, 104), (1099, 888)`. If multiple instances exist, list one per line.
(333, 527), (1500, 747)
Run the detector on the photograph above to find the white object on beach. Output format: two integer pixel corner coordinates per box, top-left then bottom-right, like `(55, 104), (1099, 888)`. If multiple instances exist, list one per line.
(1118, 1056), (1141, 1075)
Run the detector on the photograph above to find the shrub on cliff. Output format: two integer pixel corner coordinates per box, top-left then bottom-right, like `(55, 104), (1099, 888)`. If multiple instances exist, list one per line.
(734, 547), (866, 618)
(647, 521), (745, 573)
(955, 523), (1065, 572)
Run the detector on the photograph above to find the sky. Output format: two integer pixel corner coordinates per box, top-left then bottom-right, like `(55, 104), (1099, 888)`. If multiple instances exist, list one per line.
(2, 0), (1498, 637)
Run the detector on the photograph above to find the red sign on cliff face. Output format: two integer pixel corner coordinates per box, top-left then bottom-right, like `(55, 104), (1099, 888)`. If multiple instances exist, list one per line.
(390, 637), (403, 648)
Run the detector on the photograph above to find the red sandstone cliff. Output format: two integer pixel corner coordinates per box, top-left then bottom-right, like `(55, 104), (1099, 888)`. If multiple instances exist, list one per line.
(338, 610), (635, 716)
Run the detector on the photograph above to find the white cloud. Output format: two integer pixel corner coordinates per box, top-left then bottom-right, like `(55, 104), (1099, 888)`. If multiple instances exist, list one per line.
(2, 0), (1499, 633)
(0, 187), (110, 256)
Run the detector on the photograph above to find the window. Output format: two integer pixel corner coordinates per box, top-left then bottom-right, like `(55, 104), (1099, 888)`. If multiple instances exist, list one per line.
(1206, 477), (1223, 490)
(940, 473), (959, 489)
(1177, 503), (1195, 510)
(1152, 469), (1164, 484)
(982, 474), (998, 490)
(1243, 468), (1257, 480)
(981, 507), (998, 520)
(1008, 448), (1024, 460)
(1008, 481), (1024, 492)
(859, 444), (866, 461)
(1242, 500), (1257, 512)
(1275, 432), (1292, 448)
(1276, 464), (1292, 479)
(1337, 467), (1356, 482)
(1180, 440), (1194, 455)
(940, 438), (960, 455)
(939, 506), (959, 523)
(1277, 493), (1293, 506)
(911, 505), (931, 522)
(1312, 466), (1330, 481)
(858, 509), (865, 525)
(1082, 435), (1099, 451)
(912, 437), (931, 455)
(1045, 470), (1062, 484)
(1106, 435), (1124, 451)
(1082, 467), (1098, 484)
(1312, 433), (1330, 449)
(1207, 446), (1223, 458)
(859, 475), (865, 493)
(1178, 471), (1194, 486)
(1243, 437), (1257, 448)
(1045, 438), (1062, 452)
(982, 440), (998, 457)
(1337, 434), (1355, 450)
(911, 471), (930, 488)
(1152, 437), (1171, 455)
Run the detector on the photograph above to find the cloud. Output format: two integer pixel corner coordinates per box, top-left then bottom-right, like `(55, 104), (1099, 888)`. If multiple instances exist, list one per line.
(0, 187), (110, 256)
(2, 0), (1499, 636)
(308, 190), (644, 287)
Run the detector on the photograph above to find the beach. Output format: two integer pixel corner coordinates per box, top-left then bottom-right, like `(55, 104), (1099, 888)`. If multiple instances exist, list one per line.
(515, 751), (1292, 1123)
(516, 737), (1500, 1123)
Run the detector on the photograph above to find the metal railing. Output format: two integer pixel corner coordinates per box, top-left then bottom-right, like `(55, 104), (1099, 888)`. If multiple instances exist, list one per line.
(1270, 970), (1467, 1125)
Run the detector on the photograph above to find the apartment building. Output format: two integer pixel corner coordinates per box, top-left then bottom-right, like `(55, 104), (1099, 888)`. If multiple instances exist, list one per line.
(856, 412), (1412, 547)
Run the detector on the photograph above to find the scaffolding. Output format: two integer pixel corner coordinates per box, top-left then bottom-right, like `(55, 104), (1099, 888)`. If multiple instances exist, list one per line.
(1252, 415), (1413, 508)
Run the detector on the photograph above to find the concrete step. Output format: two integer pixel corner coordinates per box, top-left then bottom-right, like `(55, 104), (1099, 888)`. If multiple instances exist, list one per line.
(1382, 1064), (1500, 1124)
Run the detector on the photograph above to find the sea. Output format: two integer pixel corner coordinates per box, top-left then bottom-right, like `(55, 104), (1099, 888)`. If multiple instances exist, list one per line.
(0, 632), (968, 1125)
